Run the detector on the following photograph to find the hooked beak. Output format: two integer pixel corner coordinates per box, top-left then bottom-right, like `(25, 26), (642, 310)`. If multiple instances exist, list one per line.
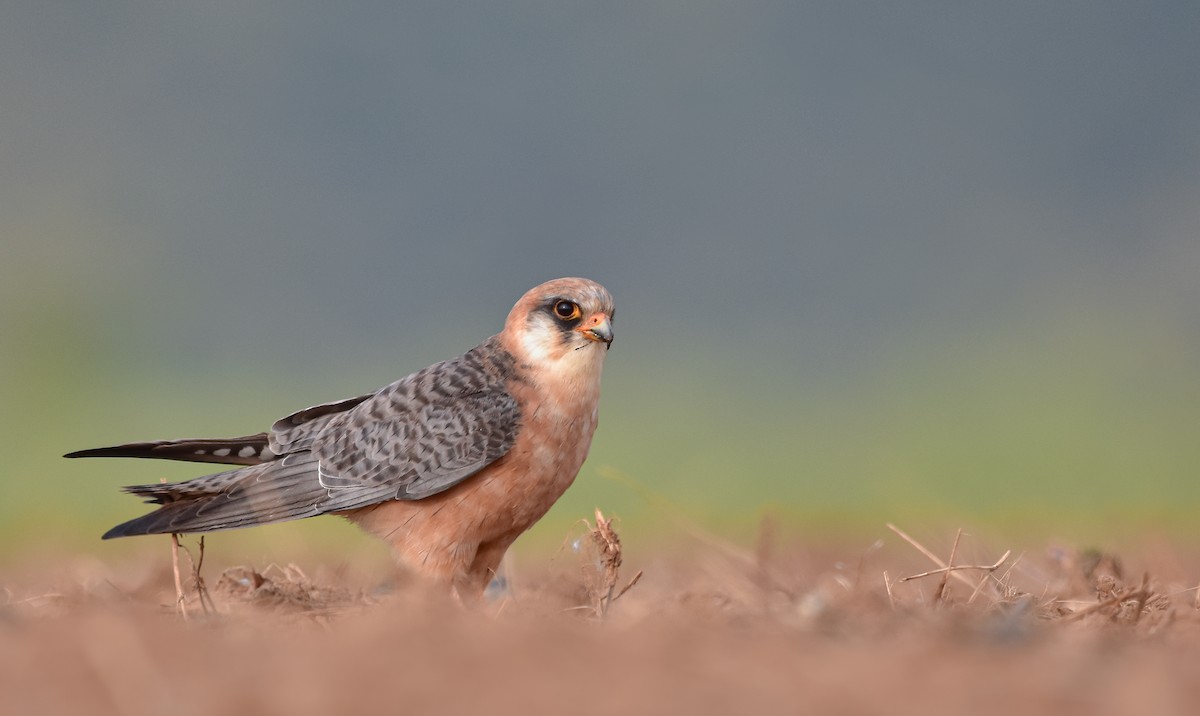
(576, 313), (614, 349)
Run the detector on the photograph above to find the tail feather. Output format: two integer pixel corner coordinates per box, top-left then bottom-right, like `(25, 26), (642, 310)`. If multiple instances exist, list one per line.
(101, 453), (396, 538)
(65, 434), (275, 466)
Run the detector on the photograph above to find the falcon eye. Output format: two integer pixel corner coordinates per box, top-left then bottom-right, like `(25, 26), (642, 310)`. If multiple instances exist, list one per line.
(553, 300), (581, 321)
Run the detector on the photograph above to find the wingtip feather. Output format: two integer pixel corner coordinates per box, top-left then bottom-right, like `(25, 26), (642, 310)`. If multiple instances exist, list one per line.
(102, 518), (153, 539)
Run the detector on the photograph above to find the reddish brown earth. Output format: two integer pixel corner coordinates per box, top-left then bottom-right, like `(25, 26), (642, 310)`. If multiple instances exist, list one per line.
(4, 529), (1200, 716)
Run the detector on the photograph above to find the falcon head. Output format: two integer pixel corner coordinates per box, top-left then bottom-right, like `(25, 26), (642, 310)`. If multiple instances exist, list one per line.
(504, 277), (615, 377)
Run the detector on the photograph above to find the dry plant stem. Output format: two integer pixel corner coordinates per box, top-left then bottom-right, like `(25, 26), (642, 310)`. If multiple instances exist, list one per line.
(995, 552), (1024, 586)
(615, 570), (644, 602)
(164, 474), (190, 621)
(195, 536), (216, 613)
(900, 551), (1013, 582)
(177, 537), (214, 615)
(579, 508), (641, 619)
(933, 529), (963, 605)
(592, 509), (621, 616)
(886, 523), (993, 594)
(968, 572), (991, 605)
(169, 533), (188, 621)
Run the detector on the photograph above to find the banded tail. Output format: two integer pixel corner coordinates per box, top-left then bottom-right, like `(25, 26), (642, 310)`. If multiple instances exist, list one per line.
(64, 434), (275, 466)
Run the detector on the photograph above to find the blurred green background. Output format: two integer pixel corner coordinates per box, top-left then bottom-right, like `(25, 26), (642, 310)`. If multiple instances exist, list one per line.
(3, 3), (1199, 566)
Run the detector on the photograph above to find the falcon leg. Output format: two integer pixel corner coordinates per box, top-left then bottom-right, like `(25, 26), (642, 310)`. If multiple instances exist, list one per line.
(461, 534), (519, 602)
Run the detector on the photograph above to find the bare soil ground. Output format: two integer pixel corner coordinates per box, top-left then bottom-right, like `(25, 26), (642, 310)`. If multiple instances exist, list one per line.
(4, 522), (1200, 716)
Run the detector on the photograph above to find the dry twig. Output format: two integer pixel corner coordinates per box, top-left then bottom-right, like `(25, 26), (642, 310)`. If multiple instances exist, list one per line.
(888, 523), (1011, 602)
(900, 551), (1013, 582)
(169, 533), (188, 620)
(169, 533), (215, 617)
(883, 571), (896, 611)
(933, 529), (963, 604)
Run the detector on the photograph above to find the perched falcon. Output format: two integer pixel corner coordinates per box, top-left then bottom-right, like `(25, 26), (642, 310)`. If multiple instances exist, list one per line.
(66, 277), (615, 601)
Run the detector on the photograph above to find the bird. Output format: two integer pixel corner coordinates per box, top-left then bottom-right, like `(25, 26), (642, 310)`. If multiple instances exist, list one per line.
(65, 277), (615, 602)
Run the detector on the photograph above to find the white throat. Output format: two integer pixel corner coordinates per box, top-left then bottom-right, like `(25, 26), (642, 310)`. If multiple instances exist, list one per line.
(518, 328), (607, 395)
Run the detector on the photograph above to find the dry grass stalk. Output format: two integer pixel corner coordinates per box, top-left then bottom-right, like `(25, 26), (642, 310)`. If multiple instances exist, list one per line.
(169, 533), (188, 620)
(163, 476), (190, 620)
(882, 571), (896, 611)
(187, 536), (216, 614)
(887, 523), (983, 592)
(900, 551), (1013, 583)
(168, 533), (215, 617)
(932, 529), (962, 604)
(577, 508), (642, 619)
(162, 474), (213, 618)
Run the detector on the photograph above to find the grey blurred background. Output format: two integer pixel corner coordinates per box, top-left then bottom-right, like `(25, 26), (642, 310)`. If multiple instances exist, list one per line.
(3, 2), (1198, 561)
